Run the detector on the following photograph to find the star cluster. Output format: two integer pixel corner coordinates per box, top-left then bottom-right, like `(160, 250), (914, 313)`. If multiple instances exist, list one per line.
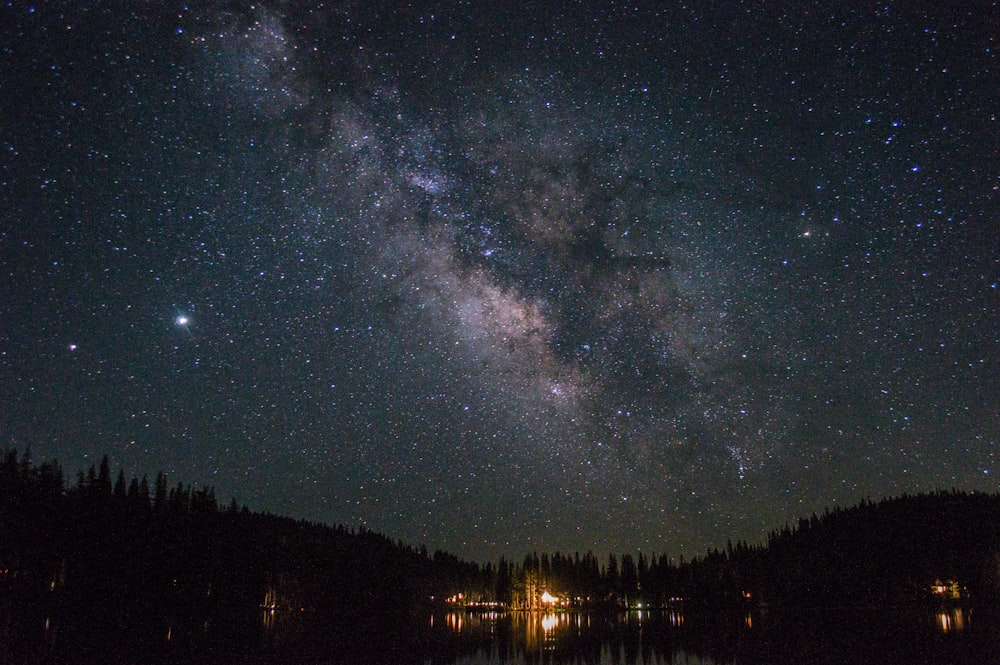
(1, 1), (997, 561)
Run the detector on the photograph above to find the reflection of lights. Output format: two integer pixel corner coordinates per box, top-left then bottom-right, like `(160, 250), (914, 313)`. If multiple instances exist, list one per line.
(516, 611), (570, 652)
(446, 612), (463, 633)
(669, 611), (684, 627)
(936, 608), (965, 633)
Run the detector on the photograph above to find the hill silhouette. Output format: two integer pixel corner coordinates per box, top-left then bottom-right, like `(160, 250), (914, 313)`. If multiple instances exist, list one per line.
(2, 448), (998, 630)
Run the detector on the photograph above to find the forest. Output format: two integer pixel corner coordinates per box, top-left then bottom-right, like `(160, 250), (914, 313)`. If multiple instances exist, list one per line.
(2, 448), (999, 630)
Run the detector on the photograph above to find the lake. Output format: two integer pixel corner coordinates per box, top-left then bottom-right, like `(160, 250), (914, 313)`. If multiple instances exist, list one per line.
(6, 601), (997, 664)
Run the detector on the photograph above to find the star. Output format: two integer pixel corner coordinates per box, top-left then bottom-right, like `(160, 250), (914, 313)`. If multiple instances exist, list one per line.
(1, 0), (995, 564)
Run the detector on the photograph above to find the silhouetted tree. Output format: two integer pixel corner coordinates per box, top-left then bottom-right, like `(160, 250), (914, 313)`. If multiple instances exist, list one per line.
(153, 472), (167, 511)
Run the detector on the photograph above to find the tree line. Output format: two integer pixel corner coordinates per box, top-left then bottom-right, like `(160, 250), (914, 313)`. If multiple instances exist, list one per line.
(440, 491), (1000, 611)
(0, 449), (439, 621)
(3, 448), (999, 627)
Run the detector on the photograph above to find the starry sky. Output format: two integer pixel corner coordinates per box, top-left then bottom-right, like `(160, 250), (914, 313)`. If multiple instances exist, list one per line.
(1, 1), (997, 562)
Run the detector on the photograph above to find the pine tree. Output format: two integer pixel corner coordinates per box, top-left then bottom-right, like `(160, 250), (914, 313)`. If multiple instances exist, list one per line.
(153, 472), (168, 511)
(114, 470), (127, 502)
(97, 455), (112, 495)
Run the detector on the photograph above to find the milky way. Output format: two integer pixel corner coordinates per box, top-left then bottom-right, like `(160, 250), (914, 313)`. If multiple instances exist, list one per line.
(2, 2), (997, 560)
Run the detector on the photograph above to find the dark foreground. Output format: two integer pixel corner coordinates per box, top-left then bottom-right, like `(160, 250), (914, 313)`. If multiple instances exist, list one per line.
(4, 602), (998, 665)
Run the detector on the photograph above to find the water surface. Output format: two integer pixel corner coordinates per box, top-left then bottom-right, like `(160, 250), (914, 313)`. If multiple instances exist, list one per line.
(7, 602), (996, 664)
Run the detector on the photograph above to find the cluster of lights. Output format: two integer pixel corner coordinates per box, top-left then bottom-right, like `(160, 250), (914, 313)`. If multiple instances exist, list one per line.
(466, 601), (503, 608)
(539, 590), (569, 607)
(929, 579), (962, 599)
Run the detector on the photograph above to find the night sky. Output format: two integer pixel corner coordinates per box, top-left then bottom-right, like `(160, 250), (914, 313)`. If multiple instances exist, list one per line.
(2, 1), (997, 562)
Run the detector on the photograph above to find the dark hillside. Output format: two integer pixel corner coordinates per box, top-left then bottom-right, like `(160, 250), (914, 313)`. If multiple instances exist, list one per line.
(0, 449), (447, 624)
(3, 448), (998, 626)
(748, 492), (1000, 607)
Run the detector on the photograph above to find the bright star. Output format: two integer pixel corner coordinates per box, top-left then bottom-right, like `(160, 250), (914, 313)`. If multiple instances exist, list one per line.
(175, 315), (190, 326)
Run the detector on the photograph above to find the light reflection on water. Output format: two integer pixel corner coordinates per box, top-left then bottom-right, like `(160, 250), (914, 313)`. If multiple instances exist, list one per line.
(935, 606), (965, 633)
(442, 609), (728, 664)
(11, 603), (997, 664)
(435, 604), (993, 665)
(447, 649), (714, 665)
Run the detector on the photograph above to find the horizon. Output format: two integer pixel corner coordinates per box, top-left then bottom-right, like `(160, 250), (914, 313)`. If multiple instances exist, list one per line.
(8, 447), (992, 566)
